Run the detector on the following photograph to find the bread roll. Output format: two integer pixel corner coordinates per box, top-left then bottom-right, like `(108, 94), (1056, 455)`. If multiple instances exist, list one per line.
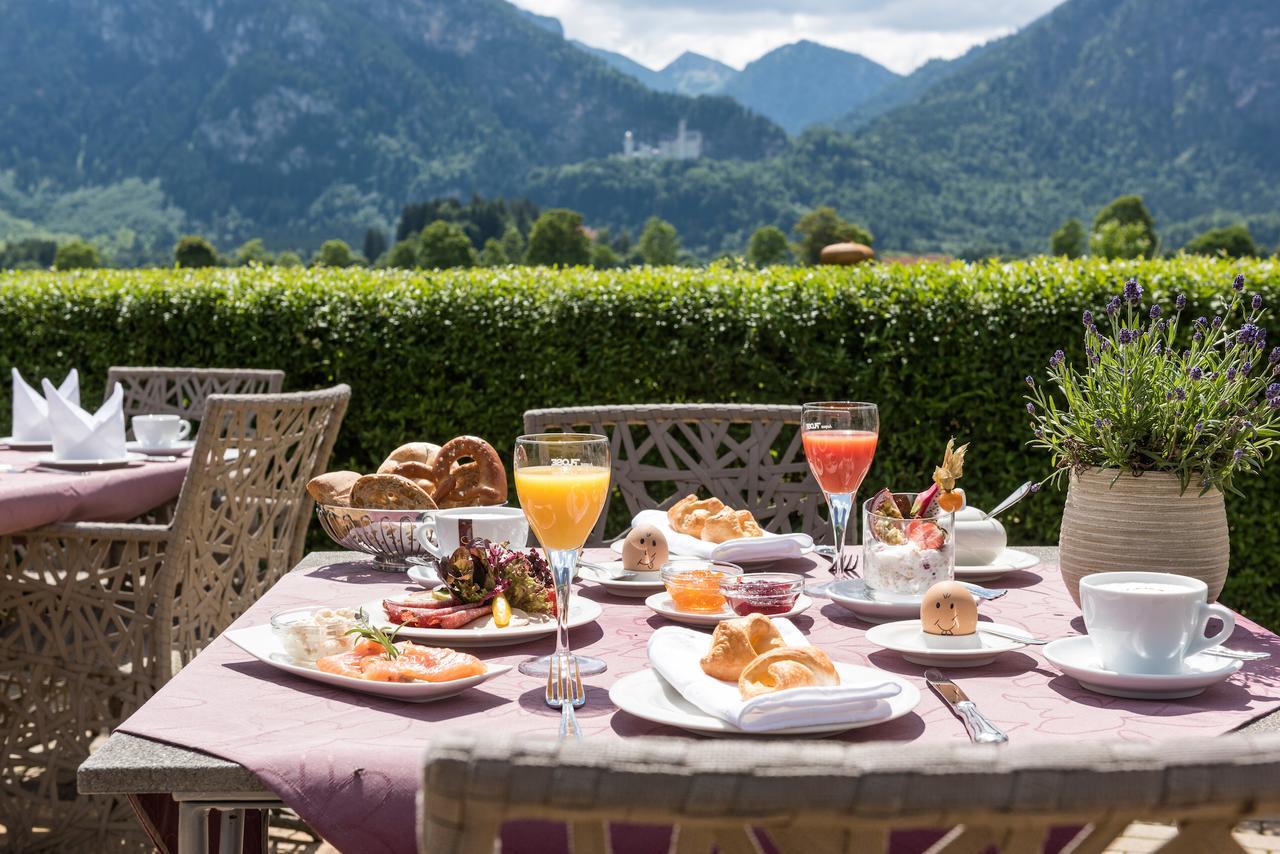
(668, 494), (726, 537)
(377, 442), (441, 474)
(700, 508), (764, 543)
(738, 646), (839, 699)
(699, 614), (785, 681)
(349, 473), (438, 510)
(306, 471), (362, 506)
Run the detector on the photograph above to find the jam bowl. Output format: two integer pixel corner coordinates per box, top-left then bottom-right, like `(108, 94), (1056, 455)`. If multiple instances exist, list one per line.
(659, 559), (744, 614)
(720, 573), (805, 616)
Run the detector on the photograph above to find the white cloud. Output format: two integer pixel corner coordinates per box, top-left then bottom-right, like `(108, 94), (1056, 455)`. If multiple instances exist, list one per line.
(511, 0), (1062, 73)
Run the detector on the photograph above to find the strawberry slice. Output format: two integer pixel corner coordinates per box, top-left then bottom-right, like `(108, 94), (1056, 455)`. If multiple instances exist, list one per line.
(906, 518), (945, 551)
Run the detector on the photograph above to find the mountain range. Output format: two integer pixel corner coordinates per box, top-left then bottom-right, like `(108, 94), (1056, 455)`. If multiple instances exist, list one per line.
(0, 0), (1277, 261)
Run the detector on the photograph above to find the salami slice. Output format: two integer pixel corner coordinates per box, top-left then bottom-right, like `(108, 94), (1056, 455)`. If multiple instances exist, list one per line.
(435, 605), (493, 630)
(383, 600), (491, 628)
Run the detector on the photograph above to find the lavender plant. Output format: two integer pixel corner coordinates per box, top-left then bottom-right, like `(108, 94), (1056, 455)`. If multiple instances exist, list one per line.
(1026, 275), (1280, 495)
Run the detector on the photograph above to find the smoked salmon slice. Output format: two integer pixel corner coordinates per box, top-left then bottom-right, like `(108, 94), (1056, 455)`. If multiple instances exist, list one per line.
(315, 640), (485, 683)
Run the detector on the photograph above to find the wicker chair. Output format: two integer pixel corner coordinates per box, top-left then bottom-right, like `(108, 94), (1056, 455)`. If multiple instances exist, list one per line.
(421, 732), (1280, 853)
(0, 385), (349, 852)
(522, 405), (823, 546)
(106, 366), (285, 421)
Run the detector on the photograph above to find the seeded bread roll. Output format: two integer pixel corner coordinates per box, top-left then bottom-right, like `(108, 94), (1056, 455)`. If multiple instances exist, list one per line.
(349, 473), (438, 511)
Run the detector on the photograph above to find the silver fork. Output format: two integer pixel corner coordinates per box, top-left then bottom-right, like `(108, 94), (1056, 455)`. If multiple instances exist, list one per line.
(545, 654), (585, 741)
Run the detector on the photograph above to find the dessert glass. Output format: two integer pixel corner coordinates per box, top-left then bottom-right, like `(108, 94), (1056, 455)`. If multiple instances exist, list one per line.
(862, 493), (955, 597)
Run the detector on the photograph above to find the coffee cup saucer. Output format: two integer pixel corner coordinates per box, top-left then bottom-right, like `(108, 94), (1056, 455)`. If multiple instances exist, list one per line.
(1043, 635), (1242, 700)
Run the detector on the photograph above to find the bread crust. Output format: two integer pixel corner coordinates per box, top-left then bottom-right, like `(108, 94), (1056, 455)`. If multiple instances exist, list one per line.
(737, 646), (839, 699)
(349, 473), (438, 510)
(306, 471), (363, 506)
(699, 614), (785, 681)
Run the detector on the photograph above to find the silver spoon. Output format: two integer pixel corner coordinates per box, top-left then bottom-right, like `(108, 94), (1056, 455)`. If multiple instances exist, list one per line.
(984, 482), (1035, 520)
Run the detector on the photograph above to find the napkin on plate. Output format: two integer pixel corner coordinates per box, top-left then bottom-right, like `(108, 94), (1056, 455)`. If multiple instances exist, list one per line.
(10, 368), (79, 441)
(647, 618), (901, 733)
(630, 508), (813, 563)
(42, 379), (126, 461)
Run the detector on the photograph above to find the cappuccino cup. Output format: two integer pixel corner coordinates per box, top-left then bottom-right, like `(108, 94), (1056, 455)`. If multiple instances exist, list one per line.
(133, 414), (191, 448)
(416, 506), (529, 560)
(1080, 571), (1235, 675)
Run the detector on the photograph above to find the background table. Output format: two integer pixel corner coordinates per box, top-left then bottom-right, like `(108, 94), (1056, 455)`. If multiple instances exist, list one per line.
(0, 447), (188, 534)
(81, 547), (1280, 854)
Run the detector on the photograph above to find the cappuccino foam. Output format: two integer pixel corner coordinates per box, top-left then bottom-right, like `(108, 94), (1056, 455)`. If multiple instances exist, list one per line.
(1099, 581), (1187, 595)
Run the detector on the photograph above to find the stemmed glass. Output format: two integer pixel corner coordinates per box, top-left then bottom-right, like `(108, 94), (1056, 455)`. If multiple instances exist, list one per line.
(513, 433), (611, 677)
(800, 402), (879, 595)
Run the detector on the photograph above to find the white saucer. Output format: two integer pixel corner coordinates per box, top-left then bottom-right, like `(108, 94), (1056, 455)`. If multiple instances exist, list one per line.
(126, 439), (195, 456)
(865, 620), (1027, 667)
(644, 592), (813, 627)
(954, 548), (1040, 582)
(609, 664), (920, 736)
(827, 579), (926, 623)
(1043, 636), (1242, 700)
(579, 561), (664, 597)
(0, 436), (52, 450)
(35, 452), (147, 470)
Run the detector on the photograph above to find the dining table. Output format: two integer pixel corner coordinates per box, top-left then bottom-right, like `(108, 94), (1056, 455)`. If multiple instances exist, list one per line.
(79, 546), (1280, 854)
(0, 447), (189, 535)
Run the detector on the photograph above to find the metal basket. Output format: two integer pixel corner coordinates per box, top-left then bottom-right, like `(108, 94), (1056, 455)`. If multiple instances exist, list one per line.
(315, 504), (437, 571)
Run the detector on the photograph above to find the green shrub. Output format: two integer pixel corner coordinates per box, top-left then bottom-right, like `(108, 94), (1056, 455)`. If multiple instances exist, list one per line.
(525, 209), (589, 266)
(313, 239), (358, 268)
(794, 206), (873, 265)
(2, 258), (1279, 626)
(747, 225), (792, 267)
(637, 217), (680, 265)
(418, 221), (476, 269)
(53, 239), (101, 270)
(174, 235), (218, 268)
(1049, 218), (1086, 259)
(1091, 195), (1158, 259)
(1183, 224), (1257, 259)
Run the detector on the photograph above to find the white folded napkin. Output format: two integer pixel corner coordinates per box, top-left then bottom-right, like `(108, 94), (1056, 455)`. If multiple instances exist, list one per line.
(647, 618), (901, 733)
(42, 379), (126, 461)
(631, 508), (813, 562)
(10, 368), (79, 441)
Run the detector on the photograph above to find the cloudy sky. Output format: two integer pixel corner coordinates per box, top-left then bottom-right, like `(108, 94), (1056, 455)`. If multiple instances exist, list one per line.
(510, 0), (1065, 74)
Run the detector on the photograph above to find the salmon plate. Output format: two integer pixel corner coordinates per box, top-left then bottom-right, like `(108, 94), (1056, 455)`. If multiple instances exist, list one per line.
(316, 638), (486, 683)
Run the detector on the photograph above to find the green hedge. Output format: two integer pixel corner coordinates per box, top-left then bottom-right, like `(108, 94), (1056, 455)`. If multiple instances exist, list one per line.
(4, 257), (1280, 626)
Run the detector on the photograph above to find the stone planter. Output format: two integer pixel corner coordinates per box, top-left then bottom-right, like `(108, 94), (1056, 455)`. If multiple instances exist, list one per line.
(1059, 468), (1229, 606)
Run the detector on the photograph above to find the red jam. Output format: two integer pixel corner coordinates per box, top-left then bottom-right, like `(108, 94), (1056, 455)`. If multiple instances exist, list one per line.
(722, 578), (802, 616)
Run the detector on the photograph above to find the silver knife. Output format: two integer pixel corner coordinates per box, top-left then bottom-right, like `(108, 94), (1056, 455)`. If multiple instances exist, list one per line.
(925, 669), (1008, 744)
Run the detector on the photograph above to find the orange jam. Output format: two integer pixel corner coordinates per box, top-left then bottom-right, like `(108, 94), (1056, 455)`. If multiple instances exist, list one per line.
(666, 569), (728, 613)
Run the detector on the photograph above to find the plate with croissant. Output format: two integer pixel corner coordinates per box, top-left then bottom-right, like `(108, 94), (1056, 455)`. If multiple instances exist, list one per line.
(610, 615), (920, 735)
(610, 496), (815, 566)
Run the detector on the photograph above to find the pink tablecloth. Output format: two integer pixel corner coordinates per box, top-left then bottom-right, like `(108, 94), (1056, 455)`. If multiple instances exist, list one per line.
(118, 552), (1280, 854)
(0, 448), (188, 535)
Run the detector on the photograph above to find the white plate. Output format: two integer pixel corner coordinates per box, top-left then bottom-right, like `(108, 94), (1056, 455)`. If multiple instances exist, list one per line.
(34, 452), (147, 470)
(225, 624), (510, 703)
(954, 548), (1040, 582)
(865, 620), (1026, 667)
(126, 439), (195, 456)
(644, 592), (813, 627)
(611, 512), (815, 566)
(827, 579), (926, 623)
(610, 664), (920, 736)
(579, 561), (664, 597)
(0, 436), (52, 450)
(1043, 635), (1242, 700)
(358, 595), (603, 648)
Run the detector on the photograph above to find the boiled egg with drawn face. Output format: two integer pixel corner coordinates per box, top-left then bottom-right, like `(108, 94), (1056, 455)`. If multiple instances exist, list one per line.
(920, 581), (978, 637)
(621, 524), (668, 572)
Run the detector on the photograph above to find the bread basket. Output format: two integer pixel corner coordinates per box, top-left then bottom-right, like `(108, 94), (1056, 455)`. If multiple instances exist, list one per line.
(315, 504), (438, 571)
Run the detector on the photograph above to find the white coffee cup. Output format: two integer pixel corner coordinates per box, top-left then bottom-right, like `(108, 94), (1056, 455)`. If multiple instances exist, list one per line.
(133, 414), (191, 448)
(1080, 571), (1235, 675)
(415, 506), (529, 560)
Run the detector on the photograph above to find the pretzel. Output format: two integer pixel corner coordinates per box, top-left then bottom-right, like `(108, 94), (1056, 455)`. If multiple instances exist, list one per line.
(426, 436), (507, 508)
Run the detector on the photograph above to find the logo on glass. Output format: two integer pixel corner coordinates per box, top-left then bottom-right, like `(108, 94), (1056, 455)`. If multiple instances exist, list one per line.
(550, 457), (584, 467)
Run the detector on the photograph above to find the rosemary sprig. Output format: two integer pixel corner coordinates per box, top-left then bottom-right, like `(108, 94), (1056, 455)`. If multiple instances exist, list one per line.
(346, 609), (402, 659)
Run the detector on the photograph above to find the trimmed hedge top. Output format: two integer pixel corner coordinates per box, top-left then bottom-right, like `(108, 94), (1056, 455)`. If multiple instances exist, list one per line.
(3, 256), (1279, 625)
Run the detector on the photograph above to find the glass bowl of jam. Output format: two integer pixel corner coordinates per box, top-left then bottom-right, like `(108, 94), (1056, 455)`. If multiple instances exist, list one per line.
(720, 573), (805, 616)
(660, 559), (744, 613)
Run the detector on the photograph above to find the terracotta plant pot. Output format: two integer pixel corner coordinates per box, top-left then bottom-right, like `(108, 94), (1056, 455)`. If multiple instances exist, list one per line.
(1058, 468), (1229, 606)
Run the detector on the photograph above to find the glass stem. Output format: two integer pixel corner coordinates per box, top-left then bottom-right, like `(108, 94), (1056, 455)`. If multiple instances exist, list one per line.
(827, 492), (854, 574)
(547, 548), (576, 659)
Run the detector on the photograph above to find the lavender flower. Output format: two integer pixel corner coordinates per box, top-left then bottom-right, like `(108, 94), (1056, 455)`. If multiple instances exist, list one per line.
(1267, 383), (1280, 402)
(1234, 448), (1245, 461)
(1213, 315), (1223, 329)
(1025, 375), (1035, 387)
(1149, 304), (1162, 319)
(1175, 386), (1186, 401)
(1082, 309), (1094, 326)
(1253, 294), (1264, 311)
(1189, 367), (1203, 380)
(1106, 296), (1122, 316)
(1049, 349), (1065, 368)
(1194, 316), (1208, 329)
(1244, 361), (1254, 373)
(1234, 274), (1245, 292)
(1195, 421), (1204, 432)
(1228, 367), (1238, 381)
(1175, 294), (1187, 311)
(1270, 347), (1280, 365)
(1122, 279), (1143, 304)
(1194, 331), (1204, 343)
(1026, 402), (1036, 414)
(1154, 341), (1164, 355)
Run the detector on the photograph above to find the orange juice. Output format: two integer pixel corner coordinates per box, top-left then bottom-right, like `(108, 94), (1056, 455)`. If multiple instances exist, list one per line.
(514, 465), (611, 550)
(802, 429), (878, 495)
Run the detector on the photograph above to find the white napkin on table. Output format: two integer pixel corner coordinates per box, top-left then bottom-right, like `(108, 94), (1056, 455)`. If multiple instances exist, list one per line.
(42, 379), (126, 461)
(631, 508), (813, 562)
(10, 368), (79, 441)
(647, 618), (901, 733)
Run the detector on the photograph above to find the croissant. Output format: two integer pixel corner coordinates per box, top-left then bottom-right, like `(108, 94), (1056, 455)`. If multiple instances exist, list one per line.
(700, 508), (764, 543)
(699, 614), (785, 681)
(738, 646), (839, 699)
(668, 494), (726, 537)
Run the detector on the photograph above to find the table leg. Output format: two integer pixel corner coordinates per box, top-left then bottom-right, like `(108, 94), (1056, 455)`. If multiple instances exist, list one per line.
(178, 802), (210, 854)
(218, 809), (244, 854)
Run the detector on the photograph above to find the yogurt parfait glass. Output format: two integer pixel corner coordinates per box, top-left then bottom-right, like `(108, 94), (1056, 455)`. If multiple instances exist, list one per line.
(862, 493), (955, 598)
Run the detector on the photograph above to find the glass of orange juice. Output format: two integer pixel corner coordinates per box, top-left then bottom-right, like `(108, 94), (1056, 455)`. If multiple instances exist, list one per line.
(514, 433), (611, 678)
(801, 401), (879, 595)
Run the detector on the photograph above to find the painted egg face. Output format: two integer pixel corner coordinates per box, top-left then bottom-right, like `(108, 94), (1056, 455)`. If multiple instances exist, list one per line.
(621, 524), (669, 572)
(920, 580), (978, 636)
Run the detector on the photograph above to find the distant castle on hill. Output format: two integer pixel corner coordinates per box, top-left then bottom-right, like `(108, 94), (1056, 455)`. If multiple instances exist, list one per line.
(622, 120), (702, 160)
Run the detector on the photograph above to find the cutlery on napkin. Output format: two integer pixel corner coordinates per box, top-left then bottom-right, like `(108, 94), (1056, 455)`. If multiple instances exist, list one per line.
(42, 379), (126, 461)
(630, 509), (814, 563)
(10, 368), (79, 441)
(647, 618), (901, 733)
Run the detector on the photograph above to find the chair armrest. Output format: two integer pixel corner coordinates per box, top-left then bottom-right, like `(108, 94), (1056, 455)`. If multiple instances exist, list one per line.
(23, 520), (172, 541)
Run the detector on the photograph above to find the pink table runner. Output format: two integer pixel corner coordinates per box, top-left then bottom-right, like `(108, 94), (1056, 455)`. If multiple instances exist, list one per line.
(118, 552), (1280, 854)
(0, 448), (188, 535)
